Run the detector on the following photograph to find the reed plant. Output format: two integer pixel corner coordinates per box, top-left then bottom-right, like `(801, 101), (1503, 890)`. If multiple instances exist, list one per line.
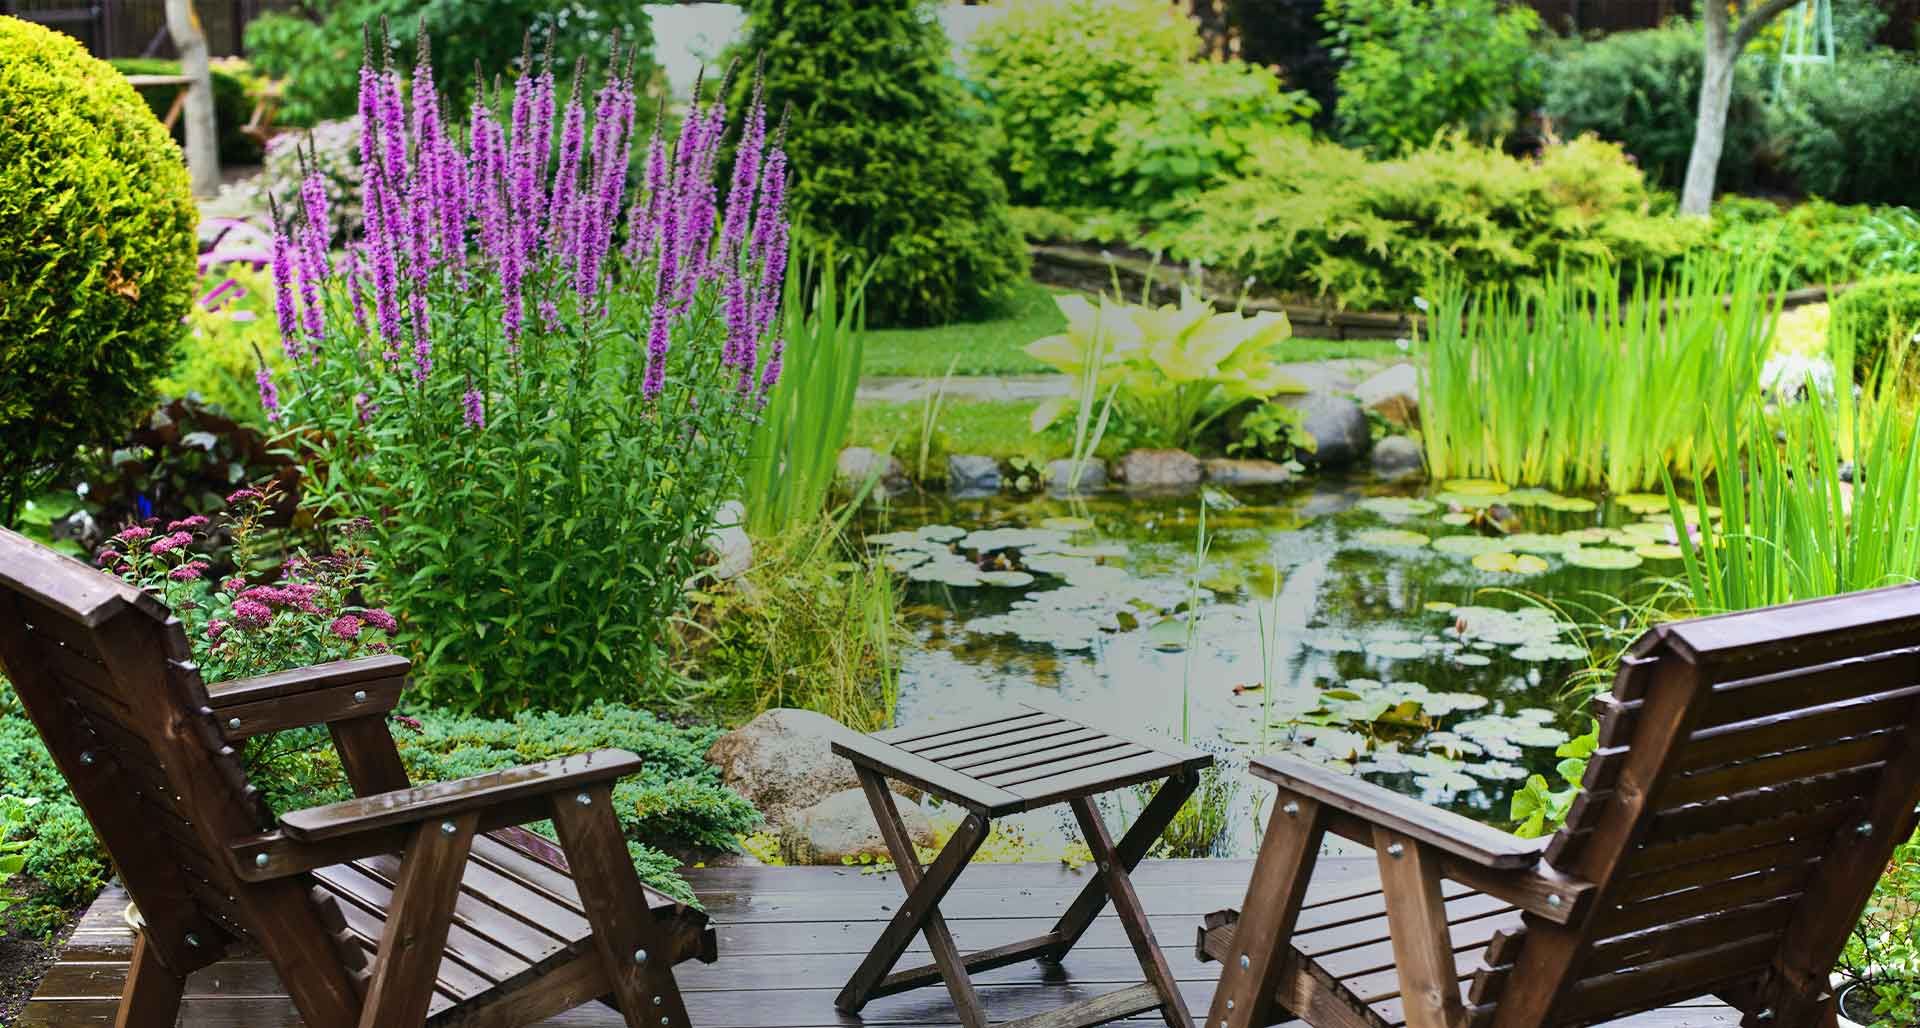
(744, 246), (874, 537)
(1671, 340), (1920, 614)
(1420, 258), (1779, 492)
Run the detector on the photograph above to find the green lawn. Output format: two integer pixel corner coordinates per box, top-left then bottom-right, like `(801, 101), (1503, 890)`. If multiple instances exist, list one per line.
(861, 279), (1064, 377)
(848, 399), (1052, 462)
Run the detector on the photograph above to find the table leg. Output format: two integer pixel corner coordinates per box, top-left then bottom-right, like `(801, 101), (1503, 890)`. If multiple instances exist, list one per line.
(835, 768), (992, 1028)
(1069, 796), (1197, 1028)
(1046, 772), (1198, 962)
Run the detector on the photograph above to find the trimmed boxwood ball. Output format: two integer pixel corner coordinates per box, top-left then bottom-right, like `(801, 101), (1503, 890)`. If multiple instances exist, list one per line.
(1832, 275), (1920, 382)
(0, 16), (197, 522)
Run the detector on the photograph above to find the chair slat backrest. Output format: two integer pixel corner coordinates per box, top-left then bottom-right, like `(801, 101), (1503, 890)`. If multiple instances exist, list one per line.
(0, 529), (278, 971)
(1478, 583), (1920, 1027)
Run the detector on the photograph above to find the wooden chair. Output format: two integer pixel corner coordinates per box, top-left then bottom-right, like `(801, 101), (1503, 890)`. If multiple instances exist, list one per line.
(0, 528), (716, 1027)
(1199, 583), (1920, 1028)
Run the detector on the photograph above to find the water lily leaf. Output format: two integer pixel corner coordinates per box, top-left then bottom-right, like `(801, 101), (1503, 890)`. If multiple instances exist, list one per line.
(866, 530), (927, 548)
(1452, 653), (1492, 667)
(1560, 527), (1611, 545)
(1543, 495), (1599, 513)
(908, 560), (986, 586)
(1504, 533), (1573, 554)
(1415, 770), (1479, 793)
(1423, 601), (1457, 612)
(1433, 491), (1502, 509)
(1145, 618), (1190, 652)
(1634, 543), (1684, 560)
(1564, 546), (1644, 570)
(884, 550), (930, 572)
(1357, 497), (1439, 518)
(1039, 517), (1094, 532)
(1618, 521), (1674, 541)
(1303, 631), (1364, 653)
(1439, 512), (1475, 526)
(1355, 528), (1431, 548)
(1423, 692), (1491, 714)
(1443, 479), (1511, 496)
(1471, 551), (1548, 574)
(978, 571), (1036, 587)
(1432, 535), (1509, 557)
(1366, 640), (1428, 661)
(1613, 492), (1670, 514)
(1469, 760), (1531, 781)
(960, 528), (1070, 553)
(918, 524), (967, 542)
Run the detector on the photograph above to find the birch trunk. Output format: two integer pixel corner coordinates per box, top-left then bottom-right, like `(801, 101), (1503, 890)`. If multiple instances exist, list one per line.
(165, 0), (220, 196)
(1679, 0), (1805, 216)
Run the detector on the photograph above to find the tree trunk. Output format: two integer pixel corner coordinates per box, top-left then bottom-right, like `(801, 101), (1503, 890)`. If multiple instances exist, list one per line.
(165, 0), (220, 197)
(1680, 0), (1804, 216)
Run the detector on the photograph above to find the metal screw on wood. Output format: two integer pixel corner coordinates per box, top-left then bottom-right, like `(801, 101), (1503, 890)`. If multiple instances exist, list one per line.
(1757, 1010), (1775, 1022)
(576, 792), (592, 806)
(1239, 955), (1250, 969)
(1226, 999), (1235, 1010)
(185, 933), (201, 947)
(1386, 842), (1405, 858)
(653, 996), (662, 1006)
(1547, 894), (1562, 908)
(1858, 821), (1875, 837)
(440, 821), (457, 835)
(1282, 801), (1299, 817)
(79, 751), (94, 765)
(228, 717), (241, 730)
(353, 690), (367, 703)
(254, 853), (269, 868)
(634, 949), (648, 964)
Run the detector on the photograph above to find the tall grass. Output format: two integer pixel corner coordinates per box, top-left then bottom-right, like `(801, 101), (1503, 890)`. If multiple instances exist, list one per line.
(1672, 339), (1920, 614)
(1421, 258), (1780, 492)
(744, 247), (874, 537)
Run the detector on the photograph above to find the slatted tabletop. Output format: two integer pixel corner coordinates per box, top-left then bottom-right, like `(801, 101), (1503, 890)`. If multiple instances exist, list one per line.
(840, 706), (1214, 817)
(22, 860), (1748, 1027)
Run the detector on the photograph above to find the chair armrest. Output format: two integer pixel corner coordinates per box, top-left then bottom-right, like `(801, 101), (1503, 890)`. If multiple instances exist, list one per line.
(206, 654), (409, 739)
(1252, 753), (1545, 869)
(280, 749), (641, 842)
(231, 749), (644, 881)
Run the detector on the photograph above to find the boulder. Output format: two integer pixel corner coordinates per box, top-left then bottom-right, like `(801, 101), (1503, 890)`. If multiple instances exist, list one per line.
(837, 447), (909, 498)
(706, 708), (864, 829)
(779, 787), (937, 865)
(1203, 458), (1295, 486)
(947, 455), (1001, 496)
(1354, 363), (1420, 427)
(1371, 436), (1426, 481)
(705, 500), (753, 581)
(1115, 449), (1203, 490)
(1045, 458), (1107, 494)
(1277, 393), (1371, 468)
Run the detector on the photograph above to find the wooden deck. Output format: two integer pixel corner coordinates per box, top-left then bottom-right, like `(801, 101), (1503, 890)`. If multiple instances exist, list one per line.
(22, 859), (1745, 1027)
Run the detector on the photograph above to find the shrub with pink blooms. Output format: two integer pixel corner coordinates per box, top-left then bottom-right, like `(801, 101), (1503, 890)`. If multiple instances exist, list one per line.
(264, 32), (792, 713)
(96, 483), (396, 682)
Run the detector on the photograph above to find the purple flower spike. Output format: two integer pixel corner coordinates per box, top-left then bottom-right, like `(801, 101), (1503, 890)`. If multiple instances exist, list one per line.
(268, 212), (303, 363)
(723, 77), (767, 262)
(463, 385), (486, 429)
(256, 364), (281, 422)
(549, 64), (588, 264)
(643, 293), (670, 401)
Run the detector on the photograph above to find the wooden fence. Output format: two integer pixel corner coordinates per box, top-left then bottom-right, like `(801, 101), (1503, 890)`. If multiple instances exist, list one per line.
(0, 0), (294, 58)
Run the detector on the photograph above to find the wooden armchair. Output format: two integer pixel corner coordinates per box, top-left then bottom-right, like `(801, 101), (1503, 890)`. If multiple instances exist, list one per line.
(1199, 583), (1920, 1028)
(0, 528), (715, 1027)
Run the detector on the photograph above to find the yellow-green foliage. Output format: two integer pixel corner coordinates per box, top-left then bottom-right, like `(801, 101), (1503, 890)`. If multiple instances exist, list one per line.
(156, 267), (287, 426)
(1832, 275), (1920, 383)
(1150, 132), (1704, 311)
(0, 17), (196, 517)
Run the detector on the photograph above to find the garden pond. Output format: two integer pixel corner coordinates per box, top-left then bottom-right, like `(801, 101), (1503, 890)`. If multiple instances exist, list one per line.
(859, 473), (1711, 854)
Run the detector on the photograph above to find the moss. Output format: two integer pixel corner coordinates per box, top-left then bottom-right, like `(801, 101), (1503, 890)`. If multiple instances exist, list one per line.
(0, 17), (197, 520)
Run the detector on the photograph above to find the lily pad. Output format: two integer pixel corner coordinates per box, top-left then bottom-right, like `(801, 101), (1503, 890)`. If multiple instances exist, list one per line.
(1634, 543), (1685, 561)
(1432, 535), (1510, 557)
(1439, 512), (1476, 527)
(960, 528), (1069, 553)
(1563, 546), (1644, 570)
(883, 550), (930, 572)
(978, 571), (1036, 587)
(1422, 601), (1458, 612)
(1452, 653), (1493, 668)
(1472, 551), (1550, 574)
(1365, 640), (1430, 661)
(1613, 492), (1670, 515)
(1560, 527), (1612, 546)
(1302, 631), (1365, 654)
(1444, 479), (1511, 496)
(1354, 528), (1431, 548)
(1038, 517), (1094, 532)
(1357, 496), (1440, 518)
(1504, 533), (1574, 554)
(1542, 495), (1599, 513)
(918, 524), (968, 542)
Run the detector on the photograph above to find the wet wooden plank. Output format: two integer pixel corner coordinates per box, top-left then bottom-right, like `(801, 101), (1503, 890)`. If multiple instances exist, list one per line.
(28, 863), (1746, 1028)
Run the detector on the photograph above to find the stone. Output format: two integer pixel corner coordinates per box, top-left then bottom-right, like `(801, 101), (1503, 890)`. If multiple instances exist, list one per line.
(705, 500), (752, 581)
(778, 787), (937, 866)
(1300, 489), (1359, 518)
(1277, 393), (1371, 468)
(1354, 363), (1420, 427)
(705, 708), (864, 829)
(947, 454), (1001, 496)
(837, 447), (909, 497)
(1371, 435), (1426, 481)
(1045, 458), (1107, 494)
(1203, 458), (1295, 486)
(1115, 449), (1203, 489)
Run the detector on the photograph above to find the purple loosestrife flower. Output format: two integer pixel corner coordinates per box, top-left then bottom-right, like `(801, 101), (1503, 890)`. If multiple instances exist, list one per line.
(299, 163), (332, 275)
(528, 59), (555, 258)
(723, 261), (752, 386)
(577, 65), (634, 303)
(463, 384), (485, 429)
(268, 209), (303, 362)
(643, 293), (670, 401)
(539, 299), (560, 333)
(722, 77), (767, 262)
(624, 102), (669, 265)
(257, 364), (281, 422)
(744, 146), (790, 360)
(344, 242), (368, 330)
(294, 226), (327, 350)
(548, 64), (587, 264)
(368, 163), (405, 359)
(758, 335), (785, 399)
(437, 127), (469, 283)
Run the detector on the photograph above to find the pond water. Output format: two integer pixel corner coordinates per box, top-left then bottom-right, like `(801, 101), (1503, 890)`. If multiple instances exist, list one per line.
(860, 474), (1704, 854)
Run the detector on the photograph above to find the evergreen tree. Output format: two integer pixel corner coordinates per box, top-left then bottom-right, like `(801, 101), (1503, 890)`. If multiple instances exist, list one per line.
(736, 0), (1026, 327)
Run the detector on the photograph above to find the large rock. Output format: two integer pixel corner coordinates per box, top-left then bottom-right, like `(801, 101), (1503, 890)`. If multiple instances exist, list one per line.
(706, 709), (864, 829)
(1204, 458), (1295, 486)
(1354, 363), (1420, 428)
(1116, 449), (1203, 489)
(1278, 393), (1371, 468)
(705, 500), (752, 581)
(1371, 436), (1425, 481)
(779, 787), (937, 865)
(947, 455), (1001, 496)
(837, 447), (909, 498)
(1045, 458), (1107, 494)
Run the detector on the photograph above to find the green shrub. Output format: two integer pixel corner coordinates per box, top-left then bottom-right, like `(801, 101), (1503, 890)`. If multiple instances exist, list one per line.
(1773, 53), (1920, 206)
(1151, 132), (1701, 310)
(1321, 0), (1543, 156)
(1708, 196), (1880, 288)
(244, 118), (362, 246)
(1831, 274), (1920, 379)
(244, 0), (656, 125)
(737, 0), (1026, 326)
(109, 57), (263, 164)
(970, 0), (1313, 213)
(1544, 24), (1768, 193)
(0, 17), (197, 525)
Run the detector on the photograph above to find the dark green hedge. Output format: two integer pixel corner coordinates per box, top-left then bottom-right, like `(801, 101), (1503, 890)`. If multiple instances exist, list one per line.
(109, 57), (263, 165)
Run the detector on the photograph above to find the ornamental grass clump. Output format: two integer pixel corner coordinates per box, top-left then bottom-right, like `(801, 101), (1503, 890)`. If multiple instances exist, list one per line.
(265, 32), (792, 713)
